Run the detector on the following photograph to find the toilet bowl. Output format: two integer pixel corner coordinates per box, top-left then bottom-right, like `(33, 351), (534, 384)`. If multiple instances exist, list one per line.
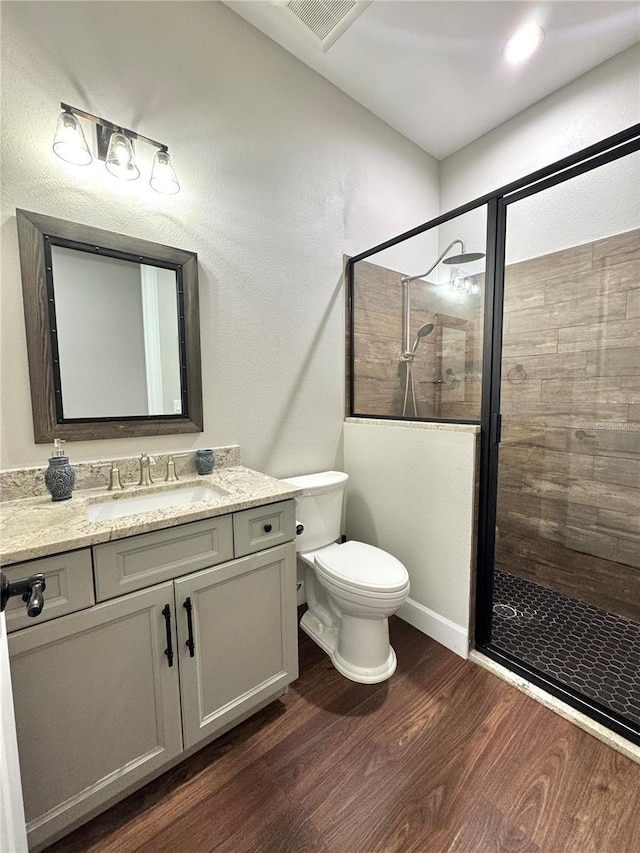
(283, 472), (410, 684)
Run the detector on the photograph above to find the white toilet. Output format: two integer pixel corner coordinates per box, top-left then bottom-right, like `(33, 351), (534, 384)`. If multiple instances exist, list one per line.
(283, 471), (410, 684)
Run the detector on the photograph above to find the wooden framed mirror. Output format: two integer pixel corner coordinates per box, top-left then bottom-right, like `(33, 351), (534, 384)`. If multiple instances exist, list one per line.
(16, 209), (203, 442)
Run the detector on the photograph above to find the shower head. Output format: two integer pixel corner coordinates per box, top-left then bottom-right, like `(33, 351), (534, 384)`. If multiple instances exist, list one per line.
(411, 322), (434, 353)
(401, 240), (485, 285)
(442, 251), (485, 265)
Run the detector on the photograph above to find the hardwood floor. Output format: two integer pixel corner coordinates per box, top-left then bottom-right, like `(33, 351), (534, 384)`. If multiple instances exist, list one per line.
(46, 618), (640, 853)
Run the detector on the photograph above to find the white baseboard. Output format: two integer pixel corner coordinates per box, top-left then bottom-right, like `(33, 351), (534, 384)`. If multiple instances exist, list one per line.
(397, 598), (469, 659)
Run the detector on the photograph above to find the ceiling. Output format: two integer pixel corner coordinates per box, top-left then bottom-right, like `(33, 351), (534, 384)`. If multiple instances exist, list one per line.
(224, 1), (640, 160)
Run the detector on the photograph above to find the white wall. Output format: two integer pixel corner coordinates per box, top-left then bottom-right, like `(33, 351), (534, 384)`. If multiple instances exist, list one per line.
(343, 420), (479, 657)
(439, 44), (640, 263)
(0, 0), (439, 473)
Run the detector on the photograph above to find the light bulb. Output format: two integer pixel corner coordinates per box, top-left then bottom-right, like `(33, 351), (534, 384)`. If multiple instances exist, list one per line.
(150, 148), (180, 195)
(52, 110), (92, 165)
(449, 269), (464, 293)
(503, 24), (544, 65)
(105, 132), (140, 181)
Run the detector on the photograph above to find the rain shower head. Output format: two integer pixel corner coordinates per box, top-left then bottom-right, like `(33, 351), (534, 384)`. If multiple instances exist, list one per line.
(442, 251), (485, 265)
(411, 322), (434, 353)
(402, 239), (485, 285)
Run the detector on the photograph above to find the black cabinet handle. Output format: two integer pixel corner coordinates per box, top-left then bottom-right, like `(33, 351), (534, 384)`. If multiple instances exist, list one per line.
(296, 523), (304, 536)
(184, 597), (195, 657)
(24, 578), (46, 618)
(162, 604), (174, 667)
(0, 572), (46, 617)
(263, 523), (272, 533)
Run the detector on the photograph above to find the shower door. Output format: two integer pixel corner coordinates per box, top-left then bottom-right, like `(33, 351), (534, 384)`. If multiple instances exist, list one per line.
(479, 145), (640, 743)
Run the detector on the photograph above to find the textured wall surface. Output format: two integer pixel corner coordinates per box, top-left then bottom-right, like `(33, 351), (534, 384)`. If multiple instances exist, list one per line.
(0, 1), (439, 473)
(497, 228), (640, 621)
(440, 45), (640, 262)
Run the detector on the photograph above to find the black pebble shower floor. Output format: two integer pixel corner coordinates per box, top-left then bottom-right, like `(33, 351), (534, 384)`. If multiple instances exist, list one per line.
(492, 570), (640, 729)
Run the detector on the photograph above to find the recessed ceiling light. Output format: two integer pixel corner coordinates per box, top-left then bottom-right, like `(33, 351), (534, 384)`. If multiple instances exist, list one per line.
(503, 24), (545, 65)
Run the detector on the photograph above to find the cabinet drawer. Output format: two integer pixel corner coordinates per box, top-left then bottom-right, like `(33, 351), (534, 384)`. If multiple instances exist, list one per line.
(233, 500), (296, 558)
(4, 549), (94, 632)
(93, 516), (234, 601)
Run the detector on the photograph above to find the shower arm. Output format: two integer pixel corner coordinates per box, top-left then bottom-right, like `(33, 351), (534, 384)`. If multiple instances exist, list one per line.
(401, 240), (465, 286)
(400, 239), (464, 355)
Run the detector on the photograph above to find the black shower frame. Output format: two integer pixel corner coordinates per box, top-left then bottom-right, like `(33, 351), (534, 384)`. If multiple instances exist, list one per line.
(347, 121), (640, 746)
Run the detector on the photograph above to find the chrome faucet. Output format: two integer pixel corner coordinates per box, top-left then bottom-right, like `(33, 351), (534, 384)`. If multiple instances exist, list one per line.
(138, 453), (156, 486)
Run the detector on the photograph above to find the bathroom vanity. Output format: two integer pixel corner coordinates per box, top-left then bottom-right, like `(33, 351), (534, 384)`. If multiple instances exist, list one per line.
(0, 462), (300, 850)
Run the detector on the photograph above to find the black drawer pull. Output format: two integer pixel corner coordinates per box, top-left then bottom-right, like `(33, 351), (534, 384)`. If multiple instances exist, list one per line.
(263, 523), (273, 533)
(184, 597), (195, 657)
(162, 604), (174, 667)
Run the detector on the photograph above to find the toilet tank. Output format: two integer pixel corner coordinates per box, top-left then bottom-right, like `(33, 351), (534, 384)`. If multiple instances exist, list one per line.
(282, 471), (348, 552)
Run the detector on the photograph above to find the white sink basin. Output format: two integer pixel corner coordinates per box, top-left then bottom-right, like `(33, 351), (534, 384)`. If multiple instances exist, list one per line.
(87, 484), (226, 522)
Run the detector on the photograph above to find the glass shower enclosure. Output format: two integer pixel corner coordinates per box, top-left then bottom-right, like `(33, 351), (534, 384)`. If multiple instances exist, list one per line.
(349, 205), (488, 423)
(348, 124), (640, 745)
(479, 141), (640, 744)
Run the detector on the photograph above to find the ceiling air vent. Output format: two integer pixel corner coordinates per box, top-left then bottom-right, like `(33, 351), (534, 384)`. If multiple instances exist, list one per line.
(280, 1), (371, 51)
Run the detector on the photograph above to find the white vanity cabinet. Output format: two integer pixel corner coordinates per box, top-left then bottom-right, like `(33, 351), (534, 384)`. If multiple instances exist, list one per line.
(6, 499), (298, 851)
(9, 582), (184, 849)
(175, 544), (297, 749)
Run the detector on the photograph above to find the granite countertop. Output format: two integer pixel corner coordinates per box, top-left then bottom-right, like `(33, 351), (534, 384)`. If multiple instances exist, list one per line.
(345, 417), (481, 434)
(0, 466), (302, 566)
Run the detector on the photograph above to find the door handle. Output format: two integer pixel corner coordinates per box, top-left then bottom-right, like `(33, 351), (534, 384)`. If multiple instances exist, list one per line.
(0, 572), (46, 617)
(183, 597), (195, 657)
(162, 604), (174, 667)
(492, 412), (502, 445)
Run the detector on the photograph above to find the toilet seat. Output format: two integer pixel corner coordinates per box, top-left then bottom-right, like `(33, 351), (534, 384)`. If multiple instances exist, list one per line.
(314, 541), (409, 595)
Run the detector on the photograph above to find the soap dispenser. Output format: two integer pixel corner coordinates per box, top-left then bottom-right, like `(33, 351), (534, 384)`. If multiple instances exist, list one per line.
(44, 439), (76, 501)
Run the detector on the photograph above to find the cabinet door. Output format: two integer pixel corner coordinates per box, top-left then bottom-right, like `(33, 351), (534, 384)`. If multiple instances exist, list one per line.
(8, 583), (183, 849)
(175, 542), (298, 750)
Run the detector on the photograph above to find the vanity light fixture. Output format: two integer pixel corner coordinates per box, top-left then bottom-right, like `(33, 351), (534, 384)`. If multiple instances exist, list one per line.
(503, 23), (544, 65)
(52, 103), (180, 194)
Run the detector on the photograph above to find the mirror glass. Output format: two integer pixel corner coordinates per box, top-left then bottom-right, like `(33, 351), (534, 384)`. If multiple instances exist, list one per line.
(50, 246), (182, 419)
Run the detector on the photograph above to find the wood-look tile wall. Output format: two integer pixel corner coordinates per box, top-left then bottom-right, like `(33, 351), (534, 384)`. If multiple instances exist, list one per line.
(496, 227), (640, 621)
(351, 260), (483, 419)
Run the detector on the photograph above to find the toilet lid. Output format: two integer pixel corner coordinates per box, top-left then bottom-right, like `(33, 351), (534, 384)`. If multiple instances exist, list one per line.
(314, 541), (409, 593)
